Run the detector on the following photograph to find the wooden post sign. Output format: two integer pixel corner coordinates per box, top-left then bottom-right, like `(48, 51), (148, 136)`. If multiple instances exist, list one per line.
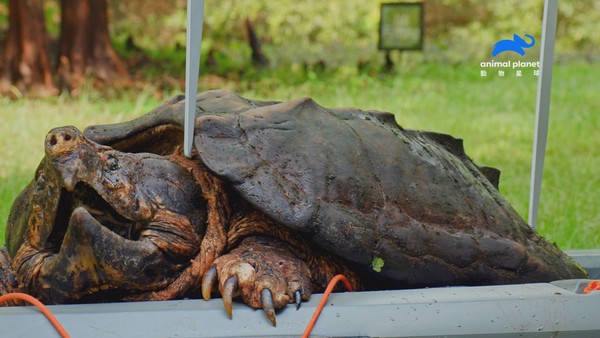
(379, 2), (424, 70)
(378, 2), (424, 51)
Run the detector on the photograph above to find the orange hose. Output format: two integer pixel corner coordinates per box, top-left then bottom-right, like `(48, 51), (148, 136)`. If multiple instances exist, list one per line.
(583, 280), (600, 294)
(302, 274), (353, 338)
(0, 292), (70, 338)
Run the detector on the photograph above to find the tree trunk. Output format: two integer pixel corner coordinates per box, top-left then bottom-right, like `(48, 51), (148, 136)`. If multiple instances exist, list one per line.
(0, 0), (57, 96)
(245, 18), (269, 69)
(57, 0), (129, 94)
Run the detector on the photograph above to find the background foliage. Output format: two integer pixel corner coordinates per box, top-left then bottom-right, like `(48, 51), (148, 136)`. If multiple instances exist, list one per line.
(2, 0), (598, 78)
(105, 0), (600, 70)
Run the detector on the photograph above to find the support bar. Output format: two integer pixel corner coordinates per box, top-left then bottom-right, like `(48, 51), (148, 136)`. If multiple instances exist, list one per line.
(184, 0), (205, 158)
(528, 0), (559, 229)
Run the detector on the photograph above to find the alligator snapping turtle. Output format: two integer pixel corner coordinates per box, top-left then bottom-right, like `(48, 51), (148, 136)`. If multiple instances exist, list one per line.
(2, 90), (586, 325)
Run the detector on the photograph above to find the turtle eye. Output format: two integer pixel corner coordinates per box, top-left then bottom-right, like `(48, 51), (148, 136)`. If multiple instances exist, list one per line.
(106, 156), (119, 171)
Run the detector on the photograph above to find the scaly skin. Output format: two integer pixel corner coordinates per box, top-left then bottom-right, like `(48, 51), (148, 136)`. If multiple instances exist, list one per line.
(0, 248), (24, 306)
(170, 150), (360, 325)
(201, 207), (360, 325)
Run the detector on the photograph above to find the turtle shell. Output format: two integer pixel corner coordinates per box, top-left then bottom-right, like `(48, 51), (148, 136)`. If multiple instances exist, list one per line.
(85, 90), (586, 287)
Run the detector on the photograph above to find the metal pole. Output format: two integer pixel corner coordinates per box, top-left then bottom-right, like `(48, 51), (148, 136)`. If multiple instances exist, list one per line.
(184, 0), (205, 158)
(528, 0), (558, 229)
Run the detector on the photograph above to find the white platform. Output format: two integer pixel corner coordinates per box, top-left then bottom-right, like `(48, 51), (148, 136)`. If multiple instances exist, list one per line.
(0, 251), (598, 338)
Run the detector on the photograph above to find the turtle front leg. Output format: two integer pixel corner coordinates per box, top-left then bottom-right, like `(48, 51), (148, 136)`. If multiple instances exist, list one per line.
(201, 236), (312, 326)
(0, 247), (24, 306)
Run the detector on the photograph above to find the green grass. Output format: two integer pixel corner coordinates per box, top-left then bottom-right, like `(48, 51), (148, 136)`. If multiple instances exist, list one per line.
(1, 63), (598, 249)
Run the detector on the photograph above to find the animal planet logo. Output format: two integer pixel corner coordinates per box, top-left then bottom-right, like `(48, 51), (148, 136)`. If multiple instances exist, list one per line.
(492, 34), (536, 57)
(480, 34), (539, 77)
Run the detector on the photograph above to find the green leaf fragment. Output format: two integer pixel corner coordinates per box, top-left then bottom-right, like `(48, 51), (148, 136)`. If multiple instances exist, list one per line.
(371, 257), (384, 272)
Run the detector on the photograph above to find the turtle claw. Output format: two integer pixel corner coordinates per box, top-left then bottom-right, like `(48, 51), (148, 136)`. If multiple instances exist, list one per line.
(222, 276), (238, 319)
(206, 237), (312, 322)
(294, 290), (302, 310)
(261, 288), (277, 326)
(201, 266), (217, 300)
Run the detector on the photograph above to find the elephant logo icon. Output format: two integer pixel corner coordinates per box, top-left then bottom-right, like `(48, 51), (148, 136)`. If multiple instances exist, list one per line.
(492, 34), (536, 57)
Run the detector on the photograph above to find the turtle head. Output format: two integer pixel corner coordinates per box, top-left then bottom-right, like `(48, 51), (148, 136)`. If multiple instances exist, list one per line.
(6, 125), (207, 302)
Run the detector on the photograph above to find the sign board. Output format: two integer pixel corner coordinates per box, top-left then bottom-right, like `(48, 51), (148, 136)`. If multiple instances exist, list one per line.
(378, 2), (424, 51)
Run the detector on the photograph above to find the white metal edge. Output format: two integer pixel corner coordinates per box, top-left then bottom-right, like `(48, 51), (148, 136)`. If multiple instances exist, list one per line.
(0, 253), (597, 337)
(1, 282), (598, 338)
(184, 0), (205, 158)
(528, 0), (559, 228)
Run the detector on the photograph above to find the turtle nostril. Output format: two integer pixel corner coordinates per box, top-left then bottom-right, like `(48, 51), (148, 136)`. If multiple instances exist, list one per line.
(45, 127), (82, 155)
(51, 132), (74, 145)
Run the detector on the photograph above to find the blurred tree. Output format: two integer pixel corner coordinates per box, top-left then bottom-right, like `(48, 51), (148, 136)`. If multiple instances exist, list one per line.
(245, 18), (268, 68)
(57, 0), (128, 93)
(0, 0), (57, 96)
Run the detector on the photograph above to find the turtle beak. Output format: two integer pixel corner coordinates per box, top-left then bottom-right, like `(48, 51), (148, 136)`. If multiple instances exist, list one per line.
(14, 207), (177, 303)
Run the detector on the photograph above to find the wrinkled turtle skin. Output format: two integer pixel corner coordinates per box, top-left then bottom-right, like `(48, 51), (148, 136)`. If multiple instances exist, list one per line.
(6, 126), (208, 303)
(2, 90), (586, 325)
